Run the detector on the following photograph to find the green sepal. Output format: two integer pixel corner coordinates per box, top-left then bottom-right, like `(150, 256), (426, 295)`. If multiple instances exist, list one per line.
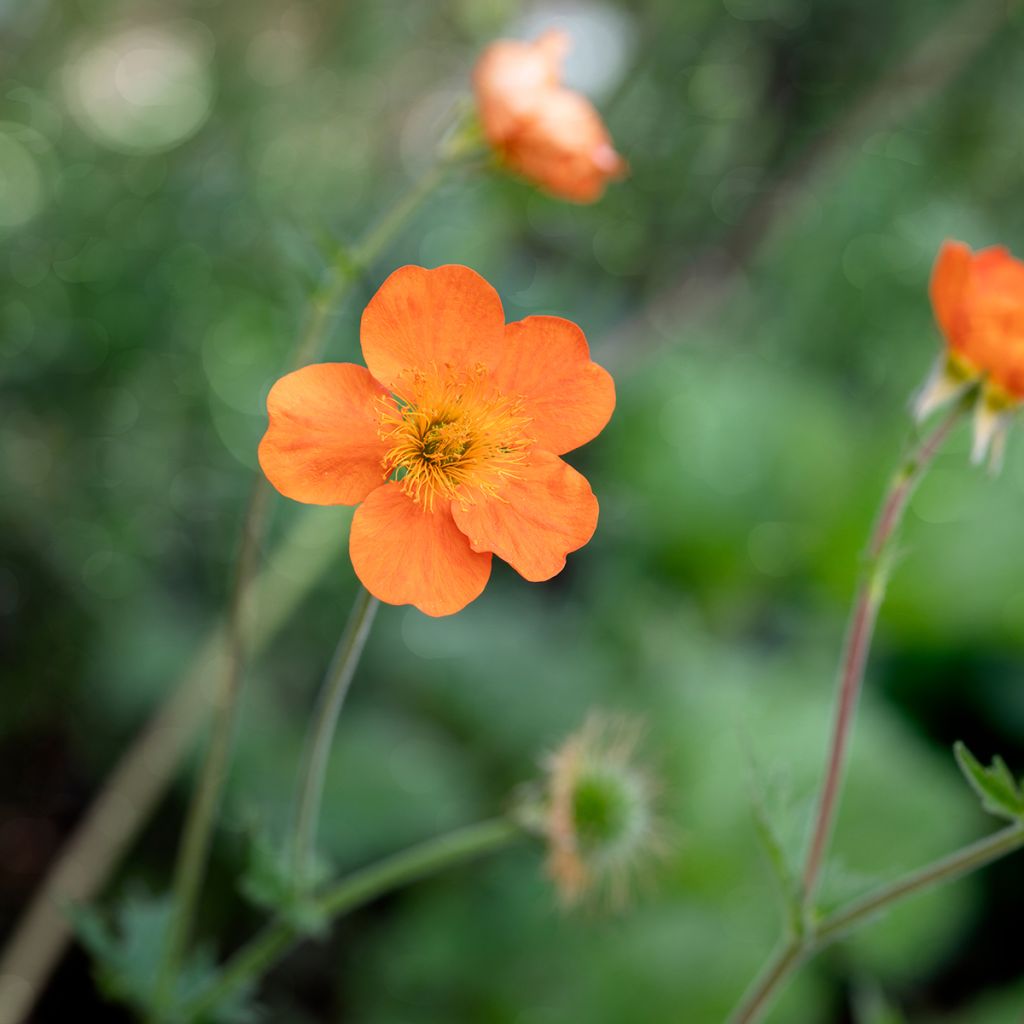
(70, 891), (257, 1023)
(239, 833), (331, 936)
(953, 742), (1024, 822)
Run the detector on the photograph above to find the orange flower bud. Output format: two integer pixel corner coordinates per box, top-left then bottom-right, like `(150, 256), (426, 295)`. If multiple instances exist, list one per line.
(472, 30), (627, 203)
(930, 240), (1024, 400)
(919, 240), (1024, 469)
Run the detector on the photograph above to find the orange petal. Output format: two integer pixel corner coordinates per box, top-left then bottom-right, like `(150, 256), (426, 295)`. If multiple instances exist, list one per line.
(473, 31), (568, 143)
(258, 363), (391, 506)
(930, 240), (972, 341)
(972, 245), (1017, 276)
(350, 482), (492, 616)
(450, 451), (598, 582)
(966, 248), (1024, 397)
(494, 316), (615, 455)
(503, 88), (626, 203)
(360, 265), (506, 394)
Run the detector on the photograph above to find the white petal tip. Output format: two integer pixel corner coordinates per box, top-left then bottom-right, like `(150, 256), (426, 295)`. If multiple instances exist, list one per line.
(971, 401), (1012, 475)
(913, 357), (971, 422)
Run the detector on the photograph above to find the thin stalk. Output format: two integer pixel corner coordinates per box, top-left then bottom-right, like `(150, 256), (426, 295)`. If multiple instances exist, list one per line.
(800, 400), (968, 909)
(184, 819), (520, 1021)
(153, 154), (456, 1010)
(727, 823), (1024, 1023)
(290, 587), (379, 887)
(153, 479), (270, 1011)
(727, 940), (806, 1024)
(729, 397), (972, 1024)
(816, 822), (1024, 944)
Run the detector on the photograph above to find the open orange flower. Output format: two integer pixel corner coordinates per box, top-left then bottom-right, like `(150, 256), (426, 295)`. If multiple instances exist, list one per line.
(259, 265), (615, 616)
(919, 240), (1024, 466)
(472, 30), (626, 203)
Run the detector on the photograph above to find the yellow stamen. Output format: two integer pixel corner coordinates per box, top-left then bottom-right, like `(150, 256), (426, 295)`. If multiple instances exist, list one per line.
(378, 365), (532, 511)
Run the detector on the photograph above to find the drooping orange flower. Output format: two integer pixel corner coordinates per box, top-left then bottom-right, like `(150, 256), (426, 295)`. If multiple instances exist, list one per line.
(919, 240), (1024, 466)
(472, 30), (626, 204)
(259, 265), (615, 616)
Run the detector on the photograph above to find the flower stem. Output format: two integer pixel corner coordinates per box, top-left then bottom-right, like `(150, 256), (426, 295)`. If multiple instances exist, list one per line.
(184, 818), (520, 1021)
(154, 479), (272, 1013)
(153, 154), (457, 1011)
(728, 397), (971, 1024)
(727, 823), (1024, 1023)
(727, 940), (806, 1024)
(291, 587), (379, 888)
(815, 822), (1024, 944)
(800, 399), (967, 909)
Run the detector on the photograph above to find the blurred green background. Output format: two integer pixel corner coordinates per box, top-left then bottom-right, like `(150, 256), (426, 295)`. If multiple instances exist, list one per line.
(3, 0), (1024, 1020)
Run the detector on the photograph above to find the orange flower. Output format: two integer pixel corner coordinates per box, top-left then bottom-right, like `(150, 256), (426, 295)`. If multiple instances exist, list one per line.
(472, 30), (626, 203)
(259, 265), (615, 616)
(919, 241), (1024, 467)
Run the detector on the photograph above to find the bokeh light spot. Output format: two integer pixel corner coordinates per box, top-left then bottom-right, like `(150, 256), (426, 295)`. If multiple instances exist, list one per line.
(64, 23), (214, 153)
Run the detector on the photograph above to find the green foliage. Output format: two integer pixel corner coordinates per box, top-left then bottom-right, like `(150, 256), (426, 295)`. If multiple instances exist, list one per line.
(747, 766), (803, 938)
(239, 832), (331, 936)
(953, 742), (1024, 822)
(71, 892), (256, 1023)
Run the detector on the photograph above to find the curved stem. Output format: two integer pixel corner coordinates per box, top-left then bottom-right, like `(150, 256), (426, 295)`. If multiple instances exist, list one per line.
(800, 400), (967, 908)
(728, 823), (1024, 1023)
(153, 155), (455, 1009)
(290, 587), (379, 888)
(184, 818), (520, 1021)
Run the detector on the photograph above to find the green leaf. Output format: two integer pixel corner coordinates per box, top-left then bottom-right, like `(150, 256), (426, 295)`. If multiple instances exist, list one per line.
(70, 891), (258, 1023)
(745, 760), (803, 937)
(953, 742), (1024, 822)
(239, 832), (331, 936)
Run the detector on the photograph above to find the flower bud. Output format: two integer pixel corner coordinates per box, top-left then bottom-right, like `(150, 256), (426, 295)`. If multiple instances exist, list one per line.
(472, 31), (627, 203)
(919, 240), (1024, 471)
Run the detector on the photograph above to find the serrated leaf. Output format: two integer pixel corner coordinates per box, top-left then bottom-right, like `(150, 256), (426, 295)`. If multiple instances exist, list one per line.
(745, 759), (803, 936)
(954, 742), (1024, 822)
(751, 797), (803, 932)
(70, 891), (259, 1023)
(239, 832), (331, 936)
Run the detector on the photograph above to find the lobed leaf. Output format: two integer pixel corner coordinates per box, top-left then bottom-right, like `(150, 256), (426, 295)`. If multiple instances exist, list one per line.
(953, 742), (1024, 822)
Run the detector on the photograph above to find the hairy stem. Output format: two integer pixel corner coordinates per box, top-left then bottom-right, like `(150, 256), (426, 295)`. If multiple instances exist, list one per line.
(291, 587), (380, 888)
(184, 819), (520, 1021)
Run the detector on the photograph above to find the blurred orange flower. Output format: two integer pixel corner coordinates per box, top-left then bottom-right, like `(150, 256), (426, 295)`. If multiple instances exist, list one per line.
(919, 240), (1024, 466)
(473, 30), (626, 203)
(259, 264), (615, 616)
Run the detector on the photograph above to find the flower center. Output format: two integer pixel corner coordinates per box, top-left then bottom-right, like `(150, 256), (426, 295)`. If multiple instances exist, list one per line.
(378, 365), (532, 510)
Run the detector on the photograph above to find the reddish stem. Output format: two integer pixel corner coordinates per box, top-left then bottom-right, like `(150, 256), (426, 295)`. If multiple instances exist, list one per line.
(800, 405), (964, 908)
